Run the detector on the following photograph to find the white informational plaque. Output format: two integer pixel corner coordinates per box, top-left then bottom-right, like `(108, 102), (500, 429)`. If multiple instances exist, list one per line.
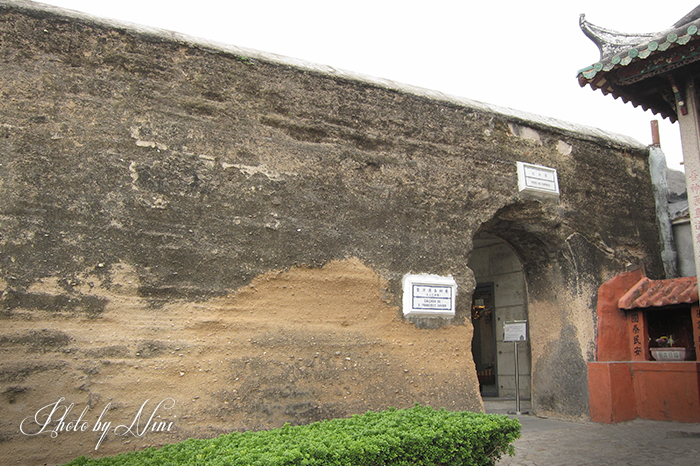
(517, 161), (559, 199)
(402, 273), (457, 317)
(503, 321), (527, 342)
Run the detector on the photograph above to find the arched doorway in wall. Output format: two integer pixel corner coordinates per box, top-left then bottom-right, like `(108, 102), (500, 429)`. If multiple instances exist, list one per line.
(469, 232), (531, 400)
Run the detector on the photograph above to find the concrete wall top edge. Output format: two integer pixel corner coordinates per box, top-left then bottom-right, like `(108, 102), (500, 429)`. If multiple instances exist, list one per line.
(2, 0), (646, 152)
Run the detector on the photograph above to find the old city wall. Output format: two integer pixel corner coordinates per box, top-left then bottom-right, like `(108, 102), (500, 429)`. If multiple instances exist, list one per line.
(0, 2), (663, 464)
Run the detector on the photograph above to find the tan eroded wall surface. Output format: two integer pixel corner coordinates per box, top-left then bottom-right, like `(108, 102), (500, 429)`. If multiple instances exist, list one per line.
(0, 258), (480, 466)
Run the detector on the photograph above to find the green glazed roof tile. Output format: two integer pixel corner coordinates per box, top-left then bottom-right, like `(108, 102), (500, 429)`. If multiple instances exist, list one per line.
(582, 68), (597, 80)
(658, 40), (672, 51)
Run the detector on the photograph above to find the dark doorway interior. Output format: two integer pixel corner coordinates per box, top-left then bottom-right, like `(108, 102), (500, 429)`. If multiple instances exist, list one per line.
(471, 283), (498, 397)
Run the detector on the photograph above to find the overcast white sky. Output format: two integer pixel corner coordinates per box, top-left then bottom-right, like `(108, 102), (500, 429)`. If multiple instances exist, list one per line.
(37, 0), (700, 171)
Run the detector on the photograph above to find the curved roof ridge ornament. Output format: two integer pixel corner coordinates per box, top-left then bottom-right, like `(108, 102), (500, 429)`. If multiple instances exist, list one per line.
(579, 14), (659, 61)
(578, 7), (700, 122)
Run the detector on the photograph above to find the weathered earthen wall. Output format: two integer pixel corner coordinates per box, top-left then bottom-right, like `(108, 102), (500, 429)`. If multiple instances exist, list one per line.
(0, 2), (663, 464)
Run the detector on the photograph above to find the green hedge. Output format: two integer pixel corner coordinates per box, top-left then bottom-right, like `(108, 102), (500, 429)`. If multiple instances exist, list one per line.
(63, 405), (520, 466)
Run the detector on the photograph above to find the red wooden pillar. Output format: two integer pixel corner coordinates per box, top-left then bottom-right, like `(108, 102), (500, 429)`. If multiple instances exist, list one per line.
(692, 305), (700, 361)
(628, 310), (649, 361)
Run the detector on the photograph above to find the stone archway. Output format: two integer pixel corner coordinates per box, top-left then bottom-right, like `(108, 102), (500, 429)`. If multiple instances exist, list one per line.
(470, 200), (596, 418)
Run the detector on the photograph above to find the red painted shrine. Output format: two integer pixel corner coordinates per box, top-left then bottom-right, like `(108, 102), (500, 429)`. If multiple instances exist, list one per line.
(588, 268), (700, 423)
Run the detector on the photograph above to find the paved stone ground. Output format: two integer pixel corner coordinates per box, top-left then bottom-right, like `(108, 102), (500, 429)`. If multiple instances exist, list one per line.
(485, 400), (700, 466)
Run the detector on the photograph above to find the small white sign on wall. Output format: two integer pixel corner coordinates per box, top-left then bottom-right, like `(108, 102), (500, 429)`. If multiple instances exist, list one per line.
(503, 321), (528, 342)
(517, 161), (559, 199)
(402, 273), (457, 317)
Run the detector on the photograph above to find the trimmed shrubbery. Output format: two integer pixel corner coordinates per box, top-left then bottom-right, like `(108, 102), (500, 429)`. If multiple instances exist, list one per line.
(63, 405), (520, 466)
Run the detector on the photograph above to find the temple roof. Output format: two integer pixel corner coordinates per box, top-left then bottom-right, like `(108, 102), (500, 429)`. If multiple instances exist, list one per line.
(578, 6), (700, 121)
(618, 276), (698, 310)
